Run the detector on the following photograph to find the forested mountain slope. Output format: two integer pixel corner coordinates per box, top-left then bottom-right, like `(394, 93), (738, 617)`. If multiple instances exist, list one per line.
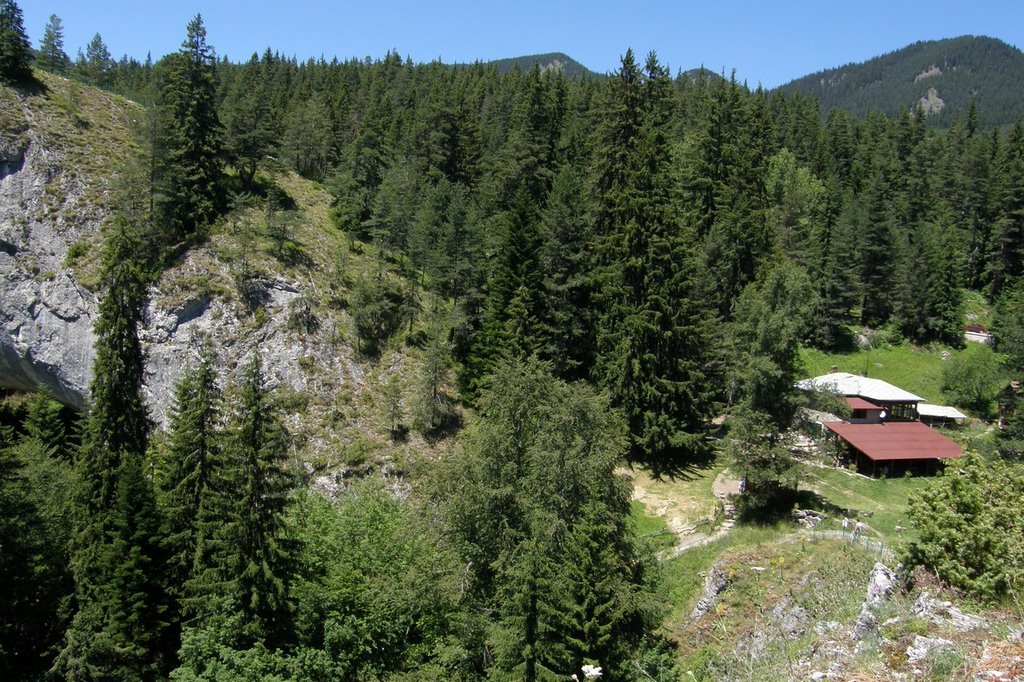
(480, 51), (596, 77)
(4, 4), (1024, 677)
(777, 35), (1024, 128)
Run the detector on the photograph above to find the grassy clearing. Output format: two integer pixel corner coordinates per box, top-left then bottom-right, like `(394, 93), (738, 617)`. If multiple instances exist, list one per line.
(962, 289), (995, 330)
(669, 535), (876, 680)
(801, 339), (1011, 407)
(660, 523), (794, 628)
(0, 85), (29, 144)
(797, 462), (928, 542)
(666, 528), (1023, 681)
(25, 71), (142, 192)
(626, 458), (723, 534)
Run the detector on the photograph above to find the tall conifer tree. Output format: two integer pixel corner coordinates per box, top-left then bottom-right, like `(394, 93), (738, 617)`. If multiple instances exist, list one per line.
(56, 219), (168, 680)
(156, 15), (223, 240)
(593, 51), (713, 464)
(37, 14), (68, 74)
(0, 0), (31, 84)
(467, 185), (547, 390)
(158, 343), (222, 647)
(185, 355), (296, 651)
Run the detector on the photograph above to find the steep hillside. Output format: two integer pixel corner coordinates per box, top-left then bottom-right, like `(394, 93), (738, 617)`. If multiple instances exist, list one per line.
(0, 71), (139, 408)
(0, 71), (455, 478)
(777, 36), (1024, 128)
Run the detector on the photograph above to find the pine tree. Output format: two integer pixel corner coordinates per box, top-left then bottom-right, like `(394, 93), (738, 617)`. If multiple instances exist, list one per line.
(282, 93), (334, 181)
(467, 185), (547, 390)
(223, 53), (277, 191)
(688, 76), (774, 319)
(80, 33), (112, 88)
(539, 165), (595, 380)
(447, 358), (657, 679)
(728, 261), (814, 430)
(24, 390), (67, 457)
(989, 122), (1024, 298)
(490, 520), (574, 682)
(0, 442), (64, 679)
(36, 14), (68, 74)
(859, 166), (899, 326)
(156, 15), (224, 241)
(805, 181), (859, 350)
(0, 0), (31, 84)
(412, 311), (454, 434)
(2, 405), (76, 678)
(894, 216), (964, 345)
(725, 262), (815, 513)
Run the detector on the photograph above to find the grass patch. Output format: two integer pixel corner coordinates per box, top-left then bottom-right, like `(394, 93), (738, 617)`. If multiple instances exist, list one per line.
(627, 458), (723, 533)
(631, 501), (677, 552)
(962, 289), (994, 330)
(797, 462), (929, 542)
(661, 522), (794, 629)
(669, 535), (876, 680)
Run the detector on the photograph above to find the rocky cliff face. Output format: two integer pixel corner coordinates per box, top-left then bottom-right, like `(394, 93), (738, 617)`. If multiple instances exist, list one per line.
(139, 256), (365, 430)
(0, 76), (367, 435)
(0, 85), (98, 409)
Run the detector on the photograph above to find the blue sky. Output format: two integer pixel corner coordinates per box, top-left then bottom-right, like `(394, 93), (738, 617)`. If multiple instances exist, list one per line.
(20, 0), (1024, 88)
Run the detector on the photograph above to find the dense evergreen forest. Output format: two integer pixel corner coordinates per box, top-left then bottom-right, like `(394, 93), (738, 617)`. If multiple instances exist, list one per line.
(3, 3), (1024, 680)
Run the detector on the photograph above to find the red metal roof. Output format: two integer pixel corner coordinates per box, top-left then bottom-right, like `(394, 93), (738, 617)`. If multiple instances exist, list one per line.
(846, 397), (881, 411)
(823, 421), (963, 461)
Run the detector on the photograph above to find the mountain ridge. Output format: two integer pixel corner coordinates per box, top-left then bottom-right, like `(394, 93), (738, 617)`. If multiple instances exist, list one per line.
(775, 35), (1024, 127)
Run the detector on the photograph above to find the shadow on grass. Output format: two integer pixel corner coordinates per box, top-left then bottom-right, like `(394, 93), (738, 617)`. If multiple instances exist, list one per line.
(420, 406), (464, 445)
(634, 446), (718, 482)
(737, 488), (867, 526)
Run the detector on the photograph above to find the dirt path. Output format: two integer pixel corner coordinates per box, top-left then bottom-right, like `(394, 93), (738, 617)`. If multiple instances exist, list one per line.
(640, 469), (743, 559)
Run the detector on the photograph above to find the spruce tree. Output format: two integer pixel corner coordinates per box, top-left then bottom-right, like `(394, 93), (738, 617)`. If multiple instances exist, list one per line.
(0, 441), (64, 679)
(156, 14), (224, 241)
(412, 311), (454, 434)
(0, 0), (31, 84)
(158, 346), (221, 620)
(24, 390), (67, 457)
(725, 262), (815, 512)
(55, 219), (168, 680)
(447, 358), (658, 679)
(80, 33), (112, 88)
(538, 165), (595, 380)
(2, 407), (76, 678)
(989, 122), (1024, 298)
(223, 53), (277, 191)
(894, 217), (964, 345)
(186, 355), (297, 651)
(37, 14), (68, 74)
(593, 52), (713, 465)
(467, 185), (547, 390)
